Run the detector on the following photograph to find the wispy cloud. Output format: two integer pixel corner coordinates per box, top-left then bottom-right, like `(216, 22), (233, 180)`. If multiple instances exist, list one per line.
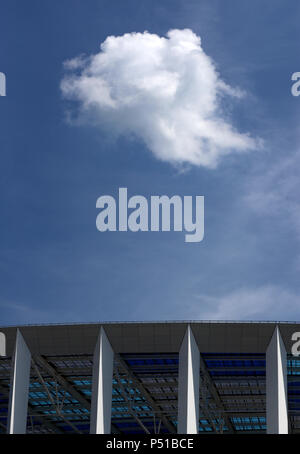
(245, 151), (300, 238)
(192, 285), (300, 321)
(0, 300), (82, 326)
(61, 29), (259, 168)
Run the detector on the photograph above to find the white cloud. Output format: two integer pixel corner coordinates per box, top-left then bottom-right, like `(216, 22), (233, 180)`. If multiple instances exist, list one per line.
(192, 285), (300, 321)
(61, 29), (259, 168)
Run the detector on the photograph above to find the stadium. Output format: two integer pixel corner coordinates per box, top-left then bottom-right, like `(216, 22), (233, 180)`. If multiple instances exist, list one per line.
(0, 321), (298, 435)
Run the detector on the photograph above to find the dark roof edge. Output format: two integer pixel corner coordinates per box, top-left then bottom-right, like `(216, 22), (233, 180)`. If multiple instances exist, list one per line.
(0, 319), (300, 329)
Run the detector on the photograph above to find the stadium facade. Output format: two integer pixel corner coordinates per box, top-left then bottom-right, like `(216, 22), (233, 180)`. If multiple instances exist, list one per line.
(0, 321), (299, 435)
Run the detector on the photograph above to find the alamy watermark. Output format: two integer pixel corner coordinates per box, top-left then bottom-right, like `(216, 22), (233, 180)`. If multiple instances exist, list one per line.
(291, 332), (300, 356)
(96, 188), (204, 243)
(0, 72), (6, 96)
(291, 72), (300, 97)
(0, 332), (6, 356)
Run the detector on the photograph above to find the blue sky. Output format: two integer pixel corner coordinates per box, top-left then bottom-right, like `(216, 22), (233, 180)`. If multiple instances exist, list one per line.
(0, 0), (300, 325)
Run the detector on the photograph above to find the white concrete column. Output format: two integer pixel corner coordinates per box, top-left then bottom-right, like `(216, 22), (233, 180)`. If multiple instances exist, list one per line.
(266, 326), (288, 434)
(178, 325), (200, 434)
(7, 329), (31, 434)
(90, 327), (114, 434)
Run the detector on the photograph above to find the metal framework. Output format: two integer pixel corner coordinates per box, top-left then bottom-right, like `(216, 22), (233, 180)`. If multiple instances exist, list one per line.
(0, 321), (298, 434)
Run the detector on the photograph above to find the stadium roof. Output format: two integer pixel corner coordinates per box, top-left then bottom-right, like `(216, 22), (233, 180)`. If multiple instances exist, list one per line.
(0, 321), (299, 434)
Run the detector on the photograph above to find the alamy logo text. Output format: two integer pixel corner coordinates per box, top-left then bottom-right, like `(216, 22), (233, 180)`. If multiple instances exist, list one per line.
(96, 188), (204, 243)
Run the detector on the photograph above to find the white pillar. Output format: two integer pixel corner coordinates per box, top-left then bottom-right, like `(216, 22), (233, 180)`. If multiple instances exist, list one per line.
(266, 326), (288, 434)
(178, 325), (200, 434)
(8, 329), (31, 434)
(90, 327), (114, 434)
